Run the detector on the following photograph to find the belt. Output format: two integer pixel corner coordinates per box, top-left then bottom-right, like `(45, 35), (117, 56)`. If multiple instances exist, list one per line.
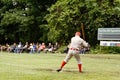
(69, 48), (79, 51)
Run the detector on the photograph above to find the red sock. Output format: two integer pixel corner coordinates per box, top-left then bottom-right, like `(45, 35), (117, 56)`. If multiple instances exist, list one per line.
(78, 64), (82, 72)
(60, 61), (66, 69)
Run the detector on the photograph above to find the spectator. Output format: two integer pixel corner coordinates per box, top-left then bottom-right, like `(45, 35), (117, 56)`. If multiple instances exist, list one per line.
(63, 43), (70, 54)
(0, 43), (10, 52)
(37, 43), (42, 53)
(14, 42), (23, 53)
(32, 43), (37, 53)
(44, 43), (53, 53)
(79, 47), (86, 54)
(23, 42), (30, 53)
(28, 43), (37, 53)
(29, 43), (33, 53)
(37, 42), (46, 53)
(5, 43), (11, 52)
(0, 45), (6, 52)
(53, 42), (60, 51)
(9, 43), (17, 53)
(80, 44), (90, 54)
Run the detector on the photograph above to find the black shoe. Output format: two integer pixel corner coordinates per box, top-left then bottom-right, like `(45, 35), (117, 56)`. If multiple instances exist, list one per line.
(56, 68), (62, 72)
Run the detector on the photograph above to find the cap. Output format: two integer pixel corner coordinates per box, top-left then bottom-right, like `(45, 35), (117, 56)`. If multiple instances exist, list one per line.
(75, 32), (81, 36)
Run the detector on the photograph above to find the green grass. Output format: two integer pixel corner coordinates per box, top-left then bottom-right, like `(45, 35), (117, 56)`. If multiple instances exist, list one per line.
(0, 52), (120, 80)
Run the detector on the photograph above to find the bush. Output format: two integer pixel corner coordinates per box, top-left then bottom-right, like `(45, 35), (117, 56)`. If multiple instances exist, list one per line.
(91, 45), (120, 54)
(57, 45), (67, 53)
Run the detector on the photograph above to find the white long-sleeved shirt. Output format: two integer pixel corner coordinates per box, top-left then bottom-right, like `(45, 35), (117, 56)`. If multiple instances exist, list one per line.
(69, 36), (88, 50)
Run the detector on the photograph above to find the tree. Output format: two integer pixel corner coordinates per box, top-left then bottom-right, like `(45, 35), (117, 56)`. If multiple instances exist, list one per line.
(46, 0), (120, 45)
(0, 0), (57, 44)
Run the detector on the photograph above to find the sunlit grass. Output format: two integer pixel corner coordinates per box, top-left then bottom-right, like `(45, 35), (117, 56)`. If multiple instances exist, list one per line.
(0, 52), (120, 80)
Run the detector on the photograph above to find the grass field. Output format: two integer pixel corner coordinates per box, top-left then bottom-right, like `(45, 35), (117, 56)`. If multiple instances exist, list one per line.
(0, 52), (120, 80)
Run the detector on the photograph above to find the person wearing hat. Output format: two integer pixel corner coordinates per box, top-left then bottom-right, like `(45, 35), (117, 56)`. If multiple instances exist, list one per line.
(56, 32), (89, 72)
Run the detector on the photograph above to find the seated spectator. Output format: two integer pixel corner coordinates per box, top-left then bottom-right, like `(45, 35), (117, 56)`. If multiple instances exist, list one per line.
(32, 43), (37, 53)
(0, 45), (6, 52)
(0, 43), (10, 52)
(80, 44), (90, 54)
(5, 43), (11, 52)
(28, 43), (33, 53)
(44, 43), (53, 53)
(37, 43), (41, 53)
(9, 43), (17, 53)
(23, 42), (30, 53)
(14, 42), (23, 53)
(28, 43), (37, 54)
(63, 43), (70, 54)
(80, 47), (86, 54)
(36, 42), (39, 52)
(53, 42), (60, 51)
(85, 44), (91, 53)
(37, 43), (46, 53)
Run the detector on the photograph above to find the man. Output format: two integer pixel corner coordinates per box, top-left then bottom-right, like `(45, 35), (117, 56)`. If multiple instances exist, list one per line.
(56, 32), (89, 72)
